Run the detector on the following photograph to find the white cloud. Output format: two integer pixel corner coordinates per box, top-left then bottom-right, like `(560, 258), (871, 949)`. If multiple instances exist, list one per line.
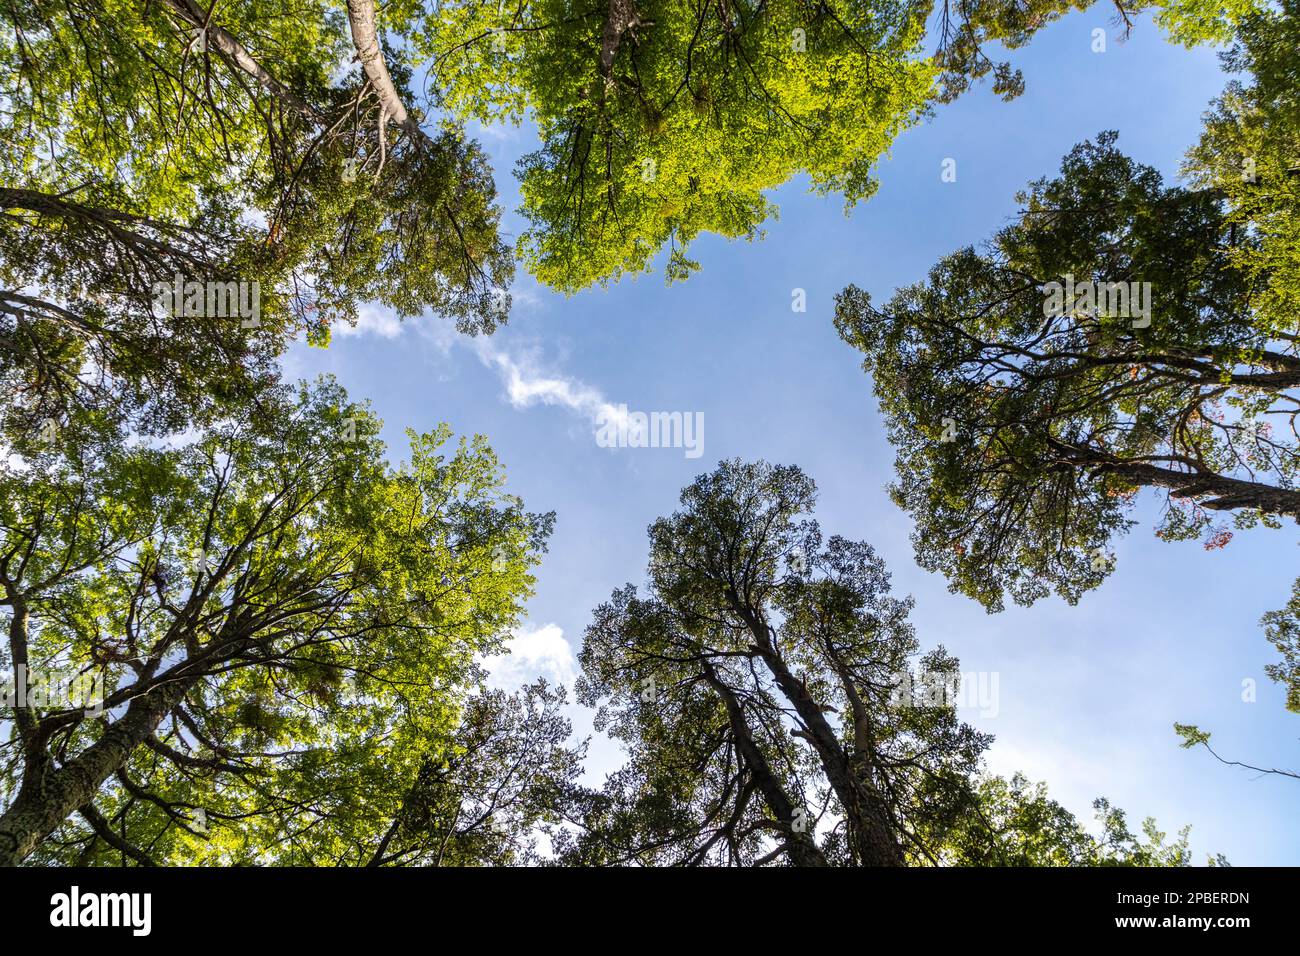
(475, 343), (627, 434)
(334, 303), (404, 339)
(484, 622), (577, 690)
(331, 279), (543, 346)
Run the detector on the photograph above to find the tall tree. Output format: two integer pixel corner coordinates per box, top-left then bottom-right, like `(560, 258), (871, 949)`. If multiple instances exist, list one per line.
(836, 129), (1299, 596)
(835, 131), (1297, 613)
(563, 459), (991, 866)
(561, 459), (1204, 866)
(0, 377), (553, 865)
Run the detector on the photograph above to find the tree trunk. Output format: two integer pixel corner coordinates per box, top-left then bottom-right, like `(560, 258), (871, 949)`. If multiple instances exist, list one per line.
(701, 662), (829, 866)
(736, 606), (904, 866)
(599, 0), (643, 81)
(0, 675), (194, 866)
(161, 0), (321, 120)
(345, 0), (427, 141)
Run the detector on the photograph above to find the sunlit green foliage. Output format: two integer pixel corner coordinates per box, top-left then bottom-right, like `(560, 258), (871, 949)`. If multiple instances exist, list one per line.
(0, 377), (553, 865)
(421, 0), (939, 291)
(931, 773), (1219, 865)
(1187, 1), (1300, 346)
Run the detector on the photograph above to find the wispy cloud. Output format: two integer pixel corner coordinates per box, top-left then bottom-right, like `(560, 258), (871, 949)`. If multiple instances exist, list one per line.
(332, 279), (545, 345)
(475, 343), (626, 431)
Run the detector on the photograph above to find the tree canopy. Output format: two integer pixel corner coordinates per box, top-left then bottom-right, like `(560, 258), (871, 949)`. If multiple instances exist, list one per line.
(836, 132), (1297, 612)
(933, 773), (1221, 866)
(424, 0), (937, 291)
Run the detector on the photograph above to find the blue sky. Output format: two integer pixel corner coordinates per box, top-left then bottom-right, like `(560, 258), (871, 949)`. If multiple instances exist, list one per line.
(285, 9), (1300, 864)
